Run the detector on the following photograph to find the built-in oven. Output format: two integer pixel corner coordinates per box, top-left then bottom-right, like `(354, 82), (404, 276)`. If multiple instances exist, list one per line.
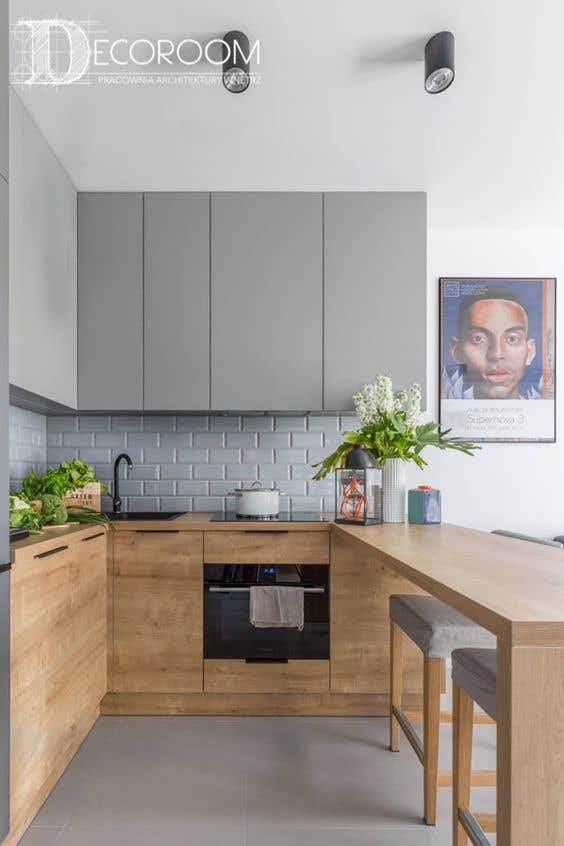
(204, 563), (329, 661)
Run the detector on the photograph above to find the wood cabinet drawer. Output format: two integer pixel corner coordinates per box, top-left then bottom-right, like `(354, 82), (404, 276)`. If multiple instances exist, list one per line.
(203, 530), (329, 564)
(204, 660), (329, 693)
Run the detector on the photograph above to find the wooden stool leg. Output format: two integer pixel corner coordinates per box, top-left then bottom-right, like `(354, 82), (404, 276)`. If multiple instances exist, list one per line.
(423, 656), (443, 825)
(389, 620), (404, 751)
(452, 681), (474, 846)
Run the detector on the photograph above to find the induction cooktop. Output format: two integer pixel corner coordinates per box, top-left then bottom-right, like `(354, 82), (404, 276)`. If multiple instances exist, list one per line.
(210, 512), (329, 523)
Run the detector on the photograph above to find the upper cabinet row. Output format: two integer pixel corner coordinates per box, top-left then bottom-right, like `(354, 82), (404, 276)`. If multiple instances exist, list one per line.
(78, 191), (426, 412)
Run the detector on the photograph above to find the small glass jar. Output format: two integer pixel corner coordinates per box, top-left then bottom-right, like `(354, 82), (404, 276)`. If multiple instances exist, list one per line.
(334, 447), (383, 525)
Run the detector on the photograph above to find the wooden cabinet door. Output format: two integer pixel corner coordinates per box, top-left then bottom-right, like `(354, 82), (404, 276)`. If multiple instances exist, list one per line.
(324, 192), (426, 410)
(330, 529), (424, 695)
(78, 193), (143, 410)
(144, 192), (210, 410)
(211, 192), (322, 410)
(10, 534), (106, 831)
(113, 531), (203, 692)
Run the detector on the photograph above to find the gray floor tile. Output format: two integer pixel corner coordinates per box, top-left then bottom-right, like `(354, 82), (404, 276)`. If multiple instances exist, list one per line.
(55, 826), (245, 845)
(18, 828), (63, 846)
(22, 716), (496, 846)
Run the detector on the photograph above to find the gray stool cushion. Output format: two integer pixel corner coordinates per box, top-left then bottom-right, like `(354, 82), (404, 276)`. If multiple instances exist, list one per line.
(389, 595), (496, 658)
(452, 648), (497, 720)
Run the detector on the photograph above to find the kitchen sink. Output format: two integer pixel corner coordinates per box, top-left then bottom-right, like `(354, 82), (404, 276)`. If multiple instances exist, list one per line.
(103, 511), (184, 521)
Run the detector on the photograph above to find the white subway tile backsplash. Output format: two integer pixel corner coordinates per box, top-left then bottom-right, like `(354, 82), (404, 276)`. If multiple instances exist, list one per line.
(44, 413), (343, 515)
(275, 449), (306, 464)
(210, 448), (240, 464)
(177, 480), (209, 496)
(127, 432), (159, 447)
(194, 432), (224, 448)
(78, 416), (111, 432)
(275, 416), (307, 432)
(63, 432), (95, 448)
(95, 432), (127, 448)
(161, 463), (191, 480)
(144, 447), (175, 464)
(193, 464), (224, 480)
(177, 448), (208, 463)
(242, 448), (273, 464)
(291, 432), (323, 448)
(259, 464), (290, 481)
(226, 463), (257, 480)
(177, 415), (209, 431)
(226, 432), (256, 448)
(258, 432), (290, 448)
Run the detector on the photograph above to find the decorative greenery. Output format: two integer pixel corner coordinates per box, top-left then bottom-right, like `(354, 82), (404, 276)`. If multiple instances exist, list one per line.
(9, 495), (44, 534)
(312, 374), (479, 480)
(21, 459), (106, 502)
(67, 506), (113, 528)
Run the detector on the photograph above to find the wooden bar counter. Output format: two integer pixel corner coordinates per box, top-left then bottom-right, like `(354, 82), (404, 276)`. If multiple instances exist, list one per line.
(332, 521), (564, 846)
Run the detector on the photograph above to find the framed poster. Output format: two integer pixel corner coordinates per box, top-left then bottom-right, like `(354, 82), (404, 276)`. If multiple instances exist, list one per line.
(439, 277), (556, 442)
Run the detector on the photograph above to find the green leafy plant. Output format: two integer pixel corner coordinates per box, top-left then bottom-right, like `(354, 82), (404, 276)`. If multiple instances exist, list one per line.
(67, 506), (113, 528)
(21, 459), (106, 502)
(9, 495), (44, 534)
(312, 374), (479, 480)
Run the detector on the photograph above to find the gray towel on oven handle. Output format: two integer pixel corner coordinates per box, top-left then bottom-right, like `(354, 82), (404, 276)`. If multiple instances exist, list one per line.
(249, 585), (305, 631)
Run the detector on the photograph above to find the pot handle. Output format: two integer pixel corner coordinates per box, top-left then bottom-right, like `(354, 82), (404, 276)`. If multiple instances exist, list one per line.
(251, 481), (263, 489)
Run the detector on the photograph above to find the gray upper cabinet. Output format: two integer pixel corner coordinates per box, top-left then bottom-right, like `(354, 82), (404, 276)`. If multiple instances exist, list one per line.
(211, 193), (323, 410)
(78, 193), (143, 410)
(144, 193), (210, 410)
(323, 192), (427, 410)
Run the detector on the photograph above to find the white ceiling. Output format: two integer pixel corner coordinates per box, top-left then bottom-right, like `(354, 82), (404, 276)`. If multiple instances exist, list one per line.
(9, 0), (564, 228)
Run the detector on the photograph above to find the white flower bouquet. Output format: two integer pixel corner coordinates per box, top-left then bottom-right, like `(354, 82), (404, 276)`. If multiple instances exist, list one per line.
(312, 374), (478, 480)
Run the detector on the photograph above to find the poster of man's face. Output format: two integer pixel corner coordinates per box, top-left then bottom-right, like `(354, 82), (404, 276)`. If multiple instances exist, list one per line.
(440, 278), (556, 442)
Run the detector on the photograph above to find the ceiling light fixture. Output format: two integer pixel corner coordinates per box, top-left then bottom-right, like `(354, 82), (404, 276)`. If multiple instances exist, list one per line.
(223, 30), (251, 93)
(424, 31), (455, 94)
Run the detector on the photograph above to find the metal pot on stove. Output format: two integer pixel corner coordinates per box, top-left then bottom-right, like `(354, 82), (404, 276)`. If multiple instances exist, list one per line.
(230, 481), (284, 517)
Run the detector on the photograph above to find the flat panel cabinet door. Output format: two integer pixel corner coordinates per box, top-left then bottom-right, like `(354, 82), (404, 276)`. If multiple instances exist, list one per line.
(113, 531), (203, 693)
(78, 193), (143, 410)
(211, 192), (322, 410)
(324, 192), (427, 410)
(144, 193), (210, 410)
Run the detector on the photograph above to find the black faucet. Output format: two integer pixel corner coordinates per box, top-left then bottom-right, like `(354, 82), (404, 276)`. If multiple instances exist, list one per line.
(109, 453), (133, 514)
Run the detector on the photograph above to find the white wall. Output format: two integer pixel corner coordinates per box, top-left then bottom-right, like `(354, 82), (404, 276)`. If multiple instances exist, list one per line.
(9, 91), (77, 408)
(403, 228), (564, 538)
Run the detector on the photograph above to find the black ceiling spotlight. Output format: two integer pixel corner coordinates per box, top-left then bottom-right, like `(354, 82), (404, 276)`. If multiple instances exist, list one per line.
(223, 30), (251, 93)
(424, 31), (455, 94)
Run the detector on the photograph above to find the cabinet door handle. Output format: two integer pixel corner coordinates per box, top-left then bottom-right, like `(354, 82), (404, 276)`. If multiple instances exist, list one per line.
(82, 532), (105, 542)
(34, 544), (68, 559)
(243, 530), (289, 535)
(135, 529), (181, 534)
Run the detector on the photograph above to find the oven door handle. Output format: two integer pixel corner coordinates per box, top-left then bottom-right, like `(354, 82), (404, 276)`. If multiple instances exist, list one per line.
(207, 586), (325, 594)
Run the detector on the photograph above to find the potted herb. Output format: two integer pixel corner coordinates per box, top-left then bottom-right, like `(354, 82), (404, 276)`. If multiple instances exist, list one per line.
(312, 373), (478, 522)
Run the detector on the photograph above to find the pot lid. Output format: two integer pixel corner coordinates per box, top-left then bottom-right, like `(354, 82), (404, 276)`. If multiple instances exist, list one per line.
(233, 481), (280, 493)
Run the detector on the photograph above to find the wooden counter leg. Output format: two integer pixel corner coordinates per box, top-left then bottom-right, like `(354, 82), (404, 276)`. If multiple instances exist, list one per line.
(389, 620), (404, 752)
(497, 638), (564, 846)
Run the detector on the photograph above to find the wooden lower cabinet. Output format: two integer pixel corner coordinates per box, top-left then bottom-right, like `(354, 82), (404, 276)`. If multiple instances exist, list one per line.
(9, 531), (107, 844)
(203, 529), (329, 564)
(204, 660), (329, 693)
(112, 530), (204, 693)
(330, 530), (424, 695)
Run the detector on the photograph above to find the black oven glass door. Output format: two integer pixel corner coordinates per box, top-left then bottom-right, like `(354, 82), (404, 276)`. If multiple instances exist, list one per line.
(204, 564), (329, 661)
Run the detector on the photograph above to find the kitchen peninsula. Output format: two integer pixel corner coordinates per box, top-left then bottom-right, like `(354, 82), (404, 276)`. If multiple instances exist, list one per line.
(7, 515), (564, 846)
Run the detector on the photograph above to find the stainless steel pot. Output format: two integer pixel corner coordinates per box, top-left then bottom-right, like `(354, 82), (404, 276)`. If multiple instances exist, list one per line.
(230, 481), (284, 517)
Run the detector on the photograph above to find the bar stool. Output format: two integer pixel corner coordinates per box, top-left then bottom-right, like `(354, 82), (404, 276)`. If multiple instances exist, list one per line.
(452, 648), (497, 846)
(389, 595), (496, 825)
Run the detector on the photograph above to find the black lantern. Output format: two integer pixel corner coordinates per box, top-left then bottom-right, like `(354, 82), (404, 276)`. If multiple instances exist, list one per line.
(334, 446), (383, 525)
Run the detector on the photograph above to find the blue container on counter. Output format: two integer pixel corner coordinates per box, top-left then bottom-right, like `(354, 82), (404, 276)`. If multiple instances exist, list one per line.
(408, 486), (441, 524)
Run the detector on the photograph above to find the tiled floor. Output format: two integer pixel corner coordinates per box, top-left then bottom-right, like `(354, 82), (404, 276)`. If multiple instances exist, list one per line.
(19, 716), (496, 845)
